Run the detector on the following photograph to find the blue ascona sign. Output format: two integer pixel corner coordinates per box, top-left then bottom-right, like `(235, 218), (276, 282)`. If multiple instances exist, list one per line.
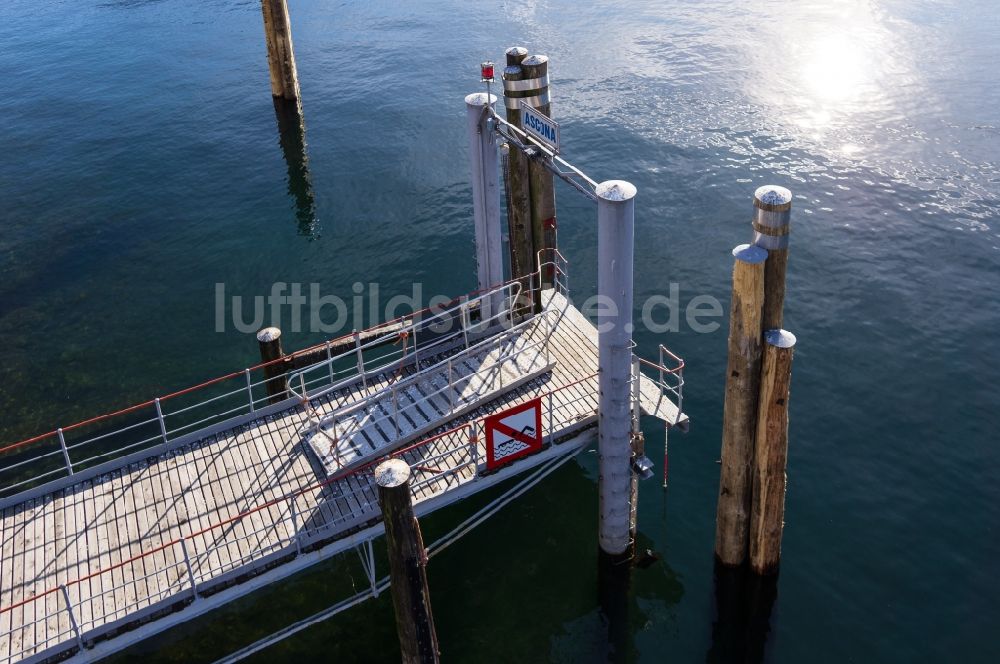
(519, 100), (560, 154)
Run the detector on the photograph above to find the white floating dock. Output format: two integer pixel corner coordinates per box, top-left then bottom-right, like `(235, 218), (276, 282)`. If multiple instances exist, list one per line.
(0, 290), (685, 664)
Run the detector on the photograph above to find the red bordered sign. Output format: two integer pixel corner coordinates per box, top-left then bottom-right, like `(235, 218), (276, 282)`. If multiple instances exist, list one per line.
(484, 398), (543, 470)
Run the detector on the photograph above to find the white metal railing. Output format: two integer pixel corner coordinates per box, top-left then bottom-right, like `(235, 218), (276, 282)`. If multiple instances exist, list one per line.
(0, 253), (569, 500)
(635, 344), (685, 424)
(288, 251), (569, 406)
(291, 306), (564, 472)
(0, 368), (599, 664)
(287, 278), (527, 406)
(634, 344), (686, 488)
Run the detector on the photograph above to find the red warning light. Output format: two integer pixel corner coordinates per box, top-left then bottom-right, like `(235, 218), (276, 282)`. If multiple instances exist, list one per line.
(481, 61), (495, 82)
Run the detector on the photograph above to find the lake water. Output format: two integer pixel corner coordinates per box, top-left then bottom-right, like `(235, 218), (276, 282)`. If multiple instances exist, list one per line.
(1, 0), (998, 661)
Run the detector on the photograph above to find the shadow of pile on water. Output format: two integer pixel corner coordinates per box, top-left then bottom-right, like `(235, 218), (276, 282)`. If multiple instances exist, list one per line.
(706, 562), (779, 664)
(272, 97), (318, 238)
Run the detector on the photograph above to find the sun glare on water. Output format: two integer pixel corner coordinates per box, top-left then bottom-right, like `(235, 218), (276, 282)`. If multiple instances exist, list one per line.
(800, 34), (870, 104)
(742, 0), (913, 151)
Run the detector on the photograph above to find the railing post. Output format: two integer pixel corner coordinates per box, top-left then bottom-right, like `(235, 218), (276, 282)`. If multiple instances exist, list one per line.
(289, 496), (302, 555)
(325, 340), (335, 385)
(676, 361), (684, 418)
(596, 180), (637, 561)
(545, 309), (553, 363)
(659, 346), (665, 397)
(245, 368), (256, 414)
(631, 356), (642, 432)
(460, 303), (470, 349)
(60, 585), (85, 652)
(154, 398), (168, 445)
(354, 330), (368, 389)
(57, 428), (74, 476)
(179, 538), (197, 599)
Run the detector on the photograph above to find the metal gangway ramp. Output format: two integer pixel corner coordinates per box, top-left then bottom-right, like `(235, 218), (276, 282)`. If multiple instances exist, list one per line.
(0, 272), (685, 664)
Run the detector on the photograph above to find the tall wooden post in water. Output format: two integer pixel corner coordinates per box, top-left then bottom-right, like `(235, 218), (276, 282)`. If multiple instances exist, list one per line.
(715, 185), (795, 569)
(375, 459), (440, 664)
(596, 180), (637, 560)
(749, 330), (796, 574)
(748, 186), (793, 573)
(715, 244), (768, 566)
(521, 54), (558, 290)
(751, 186), (792, 330)
(257, 327), (288, 404)
(501, 47), (534, 288)
(260, 0), (301, 101)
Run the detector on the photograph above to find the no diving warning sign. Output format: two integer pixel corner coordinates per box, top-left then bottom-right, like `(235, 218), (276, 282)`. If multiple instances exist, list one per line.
(484, 398), (543, 470)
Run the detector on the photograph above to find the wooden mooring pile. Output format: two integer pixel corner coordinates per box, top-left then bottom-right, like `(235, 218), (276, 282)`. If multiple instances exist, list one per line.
(715, 187), (797, 575)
